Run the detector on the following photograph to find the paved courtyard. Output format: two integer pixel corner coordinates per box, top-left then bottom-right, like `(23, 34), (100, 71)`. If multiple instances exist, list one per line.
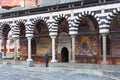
(0, 61), (120, 80)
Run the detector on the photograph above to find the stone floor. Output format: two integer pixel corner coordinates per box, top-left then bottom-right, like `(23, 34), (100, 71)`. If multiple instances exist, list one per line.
(0, 60), (120, 80)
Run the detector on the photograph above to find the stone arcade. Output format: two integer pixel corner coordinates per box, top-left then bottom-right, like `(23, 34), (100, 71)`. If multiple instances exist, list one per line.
(0, 0), (120, 65)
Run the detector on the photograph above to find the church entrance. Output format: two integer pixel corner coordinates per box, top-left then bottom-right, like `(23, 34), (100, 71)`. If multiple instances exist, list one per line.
(61, 47), (69, 62)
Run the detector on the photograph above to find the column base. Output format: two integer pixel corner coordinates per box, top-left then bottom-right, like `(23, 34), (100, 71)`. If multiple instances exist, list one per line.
(71, 60), (76, 63)
(2, 56), (6, 58)
(101, 61), (108, 65)
(51, 59), (57, 63)
(27, 58), (33, 62)
(26, 59), (34, 67)
(2, 62), (9, 66)
(14, 58), (18, 61)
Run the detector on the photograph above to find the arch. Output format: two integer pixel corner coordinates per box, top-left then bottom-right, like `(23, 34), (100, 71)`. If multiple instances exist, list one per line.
(109, 13), (120, 59)
(1, 24), (11, 56)
(74, 11), (100, 29)
(106, 8), (120, 28)
(74, 12), (99, 35)
(53, 14), (70, 26)
(2, 24), (11, 39)
(61, 47), (69, 62)
(32, 19), (51, 56)
(108, 12), (120, 64)
(30, 17), (50, 31)
(13, 19), (27, 37)
(34, 19), (49, 36)
(53, 14), (71, 35)
(18, 22), (28, 56)
(18, 22), (26, 38)
(78, 16), (99, 33)
(75, 13), (99, 63)
(58, 18), (69, 34)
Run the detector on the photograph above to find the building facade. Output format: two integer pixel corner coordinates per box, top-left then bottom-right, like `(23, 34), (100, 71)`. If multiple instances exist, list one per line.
(0, 0), (120, 64)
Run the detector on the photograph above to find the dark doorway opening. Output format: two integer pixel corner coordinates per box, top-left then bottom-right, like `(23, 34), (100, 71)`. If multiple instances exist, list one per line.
(61, 47), (69, 62)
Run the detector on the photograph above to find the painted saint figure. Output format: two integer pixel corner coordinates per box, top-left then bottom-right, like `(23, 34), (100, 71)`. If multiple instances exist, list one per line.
(82, 40), (89, 51)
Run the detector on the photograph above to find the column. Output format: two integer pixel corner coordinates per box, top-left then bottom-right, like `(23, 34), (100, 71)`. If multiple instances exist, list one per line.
(13, 37), (18, 60)
(71, 35), (76, 62)
(26, 36), (34, 67)
(101, 33), (108, 64)
(7, 40), (10, 52)
(27, 37), (33, 61)
(51, 35), (57, 62)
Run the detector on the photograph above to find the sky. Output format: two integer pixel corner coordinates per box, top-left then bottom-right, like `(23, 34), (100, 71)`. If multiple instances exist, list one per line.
(0, 0), (43, 6)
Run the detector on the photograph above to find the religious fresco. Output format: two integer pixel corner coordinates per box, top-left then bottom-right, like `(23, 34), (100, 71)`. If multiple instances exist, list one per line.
(76, 16), (99, 57)
(110, 14), (120, 57)
(0, 30), (21, 58)
(111, 34), (120, 56)
(32, 20), (51, 56)
(19, 38), (28, 54)
(76, 36), (98, 56)
(36, 37), (51, 55)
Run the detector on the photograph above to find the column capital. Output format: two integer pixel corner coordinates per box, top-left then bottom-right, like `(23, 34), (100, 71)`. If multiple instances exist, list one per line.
(27, 36), (33, 40)
(50, 35), (57, 39)
(99, 28), (109, 34)
(71, 34), (76, 38)
(13, 35), (19, 38)
(13, 37), (19, 40)
(101, 33), (108, 36)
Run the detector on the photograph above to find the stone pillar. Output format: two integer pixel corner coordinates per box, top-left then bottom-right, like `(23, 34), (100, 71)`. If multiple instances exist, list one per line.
(26, 36), (34, 67)
(101, 33), (108, 64)
(71, 35), (76, 62)
(51, 35), (57, 62)
(25, 21), (34, 67)
(13, 37), (18, 60)
(7, 40), (10, 52)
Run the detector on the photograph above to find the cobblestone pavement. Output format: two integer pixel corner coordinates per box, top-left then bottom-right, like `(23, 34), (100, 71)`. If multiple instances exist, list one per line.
(0, 62), (120, 80)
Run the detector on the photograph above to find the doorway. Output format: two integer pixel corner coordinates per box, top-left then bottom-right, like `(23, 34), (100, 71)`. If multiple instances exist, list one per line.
(61, 47), (69, 62)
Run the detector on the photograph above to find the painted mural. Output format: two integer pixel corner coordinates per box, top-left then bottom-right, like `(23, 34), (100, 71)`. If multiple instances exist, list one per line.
(76, 36), (98, 56)
(75, 16), (99, 57)
(19, 38), (28, 55)
(0, 30), (20, 58)
(36, 37), (51, 55)
(110, 14), (120, 57)
(111, 34), (120, 57)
